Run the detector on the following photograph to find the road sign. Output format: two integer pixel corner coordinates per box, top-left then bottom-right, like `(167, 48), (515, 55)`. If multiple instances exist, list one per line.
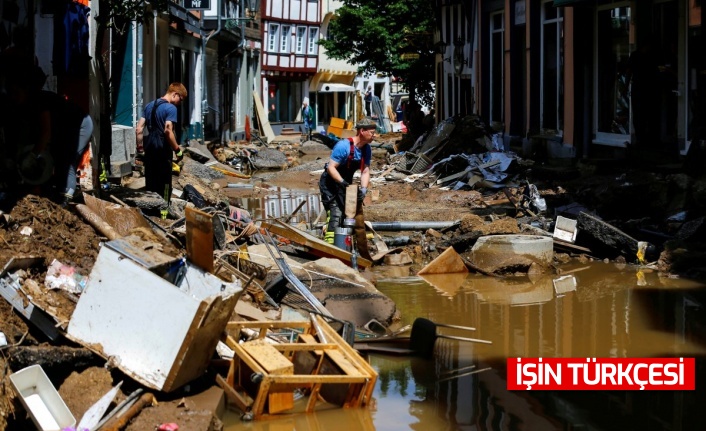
(185, 0), (210, 10)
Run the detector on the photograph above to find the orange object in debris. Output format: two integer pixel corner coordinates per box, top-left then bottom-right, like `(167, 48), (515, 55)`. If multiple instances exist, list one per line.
(245, 115), (251, 141)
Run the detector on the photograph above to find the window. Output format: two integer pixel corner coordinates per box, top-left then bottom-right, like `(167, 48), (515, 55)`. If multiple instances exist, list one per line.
(490, 11), (504, 125)
(595, 5), (631, 145)
(280, 25), (291, 53)
(296, 26), (307, 54)
(268, 201), (276, 217)
(307, 27), (319, 55)
(268, 24), (279, 52)
(541, 1), (564, 134)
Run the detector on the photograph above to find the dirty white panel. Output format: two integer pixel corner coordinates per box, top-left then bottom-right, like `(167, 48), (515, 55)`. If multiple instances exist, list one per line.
(67, 241), (242, 392)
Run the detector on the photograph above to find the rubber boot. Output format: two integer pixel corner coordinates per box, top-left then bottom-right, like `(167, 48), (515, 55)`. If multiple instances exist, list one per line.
(323, 211), (334, 244)
(325, 205), (342, 244)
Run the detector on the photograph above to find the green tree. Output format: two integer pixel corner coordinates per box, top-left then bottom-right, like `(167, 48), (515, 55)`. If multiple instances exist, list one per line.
(319, 0), (436, 108)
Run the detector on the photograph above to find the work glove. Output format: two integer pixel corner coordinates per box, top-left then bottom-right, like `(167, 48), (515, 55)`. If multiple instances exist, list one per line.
(338, 179), (350, 190)
(175, 149), (184, 162)
(357, 187), (367, 203)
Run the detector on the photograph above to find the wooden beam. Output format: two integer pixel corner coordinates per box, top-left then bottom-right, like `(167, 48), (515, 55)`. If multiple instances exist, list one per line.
(260, 220), (372, 267)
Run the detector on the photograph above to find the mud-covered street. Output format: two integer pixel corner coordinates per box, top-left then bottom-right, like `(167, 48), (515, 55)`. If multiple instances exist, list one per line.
(2, 127), (706, 430)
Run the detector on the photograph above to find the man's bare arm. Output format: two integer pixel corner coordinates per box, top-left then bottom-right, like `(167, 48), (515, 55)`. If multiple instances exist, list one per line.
(136, 117), (146, 147)
(164, 121), (180, 152)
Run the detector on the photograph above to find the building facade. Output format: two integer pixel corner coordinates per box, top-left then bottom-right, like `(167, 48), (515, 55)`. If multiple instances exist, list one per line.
(441, 0), (704, 161)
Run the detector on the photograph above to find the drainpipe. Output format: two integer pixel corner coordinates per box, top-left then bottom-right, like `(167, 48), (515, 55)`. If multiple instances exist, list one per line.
(368, 221), (460, 231)
(136, 21), (143, 127)
(153, 9), (158, 86)
(201, 0), (223, 145)
(231, 0), (247, 137)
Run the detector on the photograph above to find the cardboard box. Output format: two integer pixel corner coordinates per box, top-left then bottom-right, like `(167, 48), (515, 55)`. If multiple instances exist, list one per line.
(9, 364), (76, 431)
(67, 237), (243, 392)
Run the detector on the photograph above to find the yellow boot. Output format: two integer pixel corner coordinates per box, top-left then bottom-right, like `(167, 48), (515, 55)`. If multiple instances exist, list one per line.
(323, 211), (334, 244)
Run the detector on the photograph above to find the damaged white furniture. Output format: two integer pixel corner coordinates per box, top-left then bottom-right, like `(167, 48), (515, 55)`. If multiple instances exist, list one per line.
(67, 236), (243, 392)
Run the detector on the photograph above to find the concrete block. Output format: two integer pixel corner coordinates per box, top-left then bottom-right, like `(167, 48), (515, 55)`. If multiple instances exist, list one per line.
(109, 161), (132, 179)
(111, 125), (136, 163)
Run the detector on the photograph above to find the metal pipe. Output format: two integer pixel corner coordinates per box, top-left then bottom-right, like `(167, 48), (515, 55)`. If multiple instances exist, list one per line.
(369, 221), (459, 231)
(382, 236), (410, 246)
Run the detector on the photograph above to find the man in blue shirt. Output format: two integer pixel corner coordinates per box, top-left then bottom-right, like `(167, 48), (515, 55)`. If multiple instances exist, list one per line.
(136, 83), (187, 215)
(318, 119), (376, 244)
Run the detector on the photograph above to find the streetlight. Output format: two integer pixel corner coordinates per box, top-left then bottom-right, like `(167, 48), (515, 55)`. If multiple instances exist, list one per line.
(454, 36), (468, 76)
(453, 37), (468, 77)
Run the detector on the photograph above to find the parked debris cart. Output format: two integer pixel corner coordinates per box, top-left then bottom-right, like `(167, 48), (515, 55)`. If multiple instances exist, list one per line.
(67, 236), (243, 392)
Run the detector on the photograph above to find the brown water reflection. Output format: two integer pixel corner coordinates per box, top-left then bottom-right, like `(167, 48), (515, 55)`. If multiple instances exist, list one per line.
(224, 261), (706, 430)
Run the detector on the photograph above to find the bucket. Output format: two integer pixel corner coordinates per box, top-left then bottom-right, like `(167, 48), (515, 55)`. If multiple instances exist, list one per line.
(333, 227), (352, 251)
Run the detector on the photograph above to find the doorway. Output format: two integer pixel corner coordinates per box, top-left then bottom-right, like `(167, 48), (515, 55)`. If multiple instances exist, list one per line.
(652, 0), (679, 153)
(594, 3), (631, 147)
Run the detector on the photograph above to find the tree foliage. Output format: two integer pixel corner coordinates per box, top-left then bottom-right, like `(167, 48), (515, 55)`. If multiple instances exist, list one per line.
(97, 0), (170, 32)
(319, 0), (437, 107)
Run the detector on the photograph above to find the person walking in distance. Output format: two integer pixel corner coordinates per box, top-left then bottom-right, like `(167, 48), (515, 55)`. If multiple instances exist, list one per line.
(364, 85), (373, 117)
(302, 97), (314, 141)
(318, 118), (376, 244)
(136, 83), (187, 217)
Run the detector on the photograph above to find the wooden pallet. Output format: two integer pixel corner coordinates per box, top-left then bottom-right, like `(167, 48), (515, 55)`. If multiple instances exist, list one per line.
(218, 317), (378, 419)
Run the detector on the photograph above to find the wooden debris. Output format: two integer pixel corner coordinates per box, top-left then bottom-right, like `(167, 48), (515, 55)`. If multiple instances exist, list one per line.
(260, 220), (372, 268)
(185, 207), (214, 273)
(417, 247), (468, 275)
(577, 212), (640, 260)
(221, 318), (377, 419)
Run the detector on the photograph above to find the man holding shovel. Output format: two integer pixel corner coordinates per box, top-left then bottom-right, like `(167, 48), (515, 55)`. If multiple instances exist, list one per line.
(319, 119), (376, 255)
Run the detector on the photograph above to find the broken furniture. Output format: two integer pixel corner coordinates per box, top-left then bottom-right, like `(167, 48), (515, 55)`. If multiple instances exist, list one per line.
(217, 317), (377, 420)
(67, 235), (243, 392)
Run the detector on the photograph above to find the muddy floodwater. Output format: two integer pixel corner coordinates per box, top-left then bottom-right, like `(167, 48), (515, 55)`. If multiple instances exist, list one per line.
(222, 261), (706, 430)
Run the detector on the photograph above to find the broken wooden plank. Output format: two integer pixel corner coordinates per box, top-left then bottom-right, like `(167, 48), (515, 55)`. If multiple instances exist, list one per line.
(241, 340), (294, 375)
(553, 238), (592, 254)
(216, 374), (254, 412)
(417, 247), (469, 275)
(260, 220), (372, 268)
(253, 90), (276, 143)
(185, 207), (214, 273)
(577, 212), (638, 259)
(345, 185), (358, 219)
